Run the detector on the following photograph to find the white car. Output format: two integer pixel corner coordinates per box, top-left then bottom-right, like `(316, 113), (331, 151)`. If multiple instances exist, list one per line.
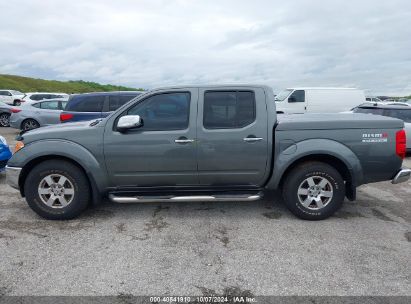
(275, 87), (365, 114)
(366, 96), (382, 102)
(0, 89), (25, 105)
(21, 92), (69, 104)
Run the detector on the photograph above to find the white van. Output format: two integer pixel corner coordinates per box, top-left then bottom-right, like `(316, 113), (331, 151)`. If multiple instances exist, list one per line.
(274, 87), (365, 114)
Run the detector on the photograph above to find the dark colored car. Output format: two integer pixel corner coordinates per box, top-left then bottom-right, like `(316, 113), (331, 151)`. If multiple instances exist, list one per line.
(60, 91), (143, 123)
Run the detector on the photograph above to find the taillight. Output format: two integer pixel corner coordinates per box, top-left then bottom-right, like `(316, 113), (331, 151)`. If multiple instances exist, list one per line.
(11, 108), (21, 113)
(396, 129), (406, 160)
(60, 113), (73, 122)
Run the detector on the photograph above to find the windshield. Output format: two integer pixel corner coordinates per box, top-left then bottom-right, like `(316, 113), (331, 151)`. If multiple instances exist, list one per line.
(275, 89), (293, 101)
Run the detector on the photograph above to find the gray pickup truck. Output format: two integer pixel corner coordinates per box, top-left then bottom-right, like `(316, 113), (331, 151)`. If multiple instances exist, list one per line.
(6, 85), (411, 220)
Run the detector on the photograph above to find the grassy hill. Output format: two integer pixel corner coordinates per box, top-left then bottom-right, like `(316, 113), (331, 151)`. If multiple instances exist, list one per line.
(0, 74), (143, 93)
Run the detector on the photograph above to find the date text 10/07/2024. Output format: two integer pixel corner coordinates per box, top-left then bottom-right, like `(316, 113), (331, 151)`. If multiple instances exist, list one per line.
(149, 296), (257, 303)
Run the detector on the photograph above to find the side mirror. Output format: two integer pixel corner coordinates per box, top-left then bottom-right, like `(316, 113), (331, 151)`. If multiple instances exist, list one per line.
(288, 96), (296, 103)
(117, 115), (143, 132)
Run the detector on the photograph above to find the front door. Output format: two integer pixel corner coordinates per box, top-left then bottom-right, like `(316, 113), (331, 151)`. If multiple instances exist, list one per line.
(286, 89), (306, 113)
(196, 88), (269, 186)
(104, 89), (199, 187)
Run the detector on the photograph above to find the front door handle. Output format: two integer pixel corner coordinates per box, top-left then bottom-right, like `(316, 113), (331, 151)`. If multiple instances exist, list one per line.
(175, 137), (195, 144)
(243, 137), (263, 142)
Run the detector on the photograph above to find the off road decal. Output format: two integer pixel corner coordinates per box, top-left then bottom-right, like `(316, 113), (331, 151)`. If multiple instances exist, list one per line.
(362, 133), (388, 143)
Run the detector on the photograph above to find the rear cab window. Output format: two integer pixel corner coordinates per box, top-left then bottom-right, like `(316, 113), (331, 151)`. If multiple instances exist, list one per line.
(203, 91), (256, 129)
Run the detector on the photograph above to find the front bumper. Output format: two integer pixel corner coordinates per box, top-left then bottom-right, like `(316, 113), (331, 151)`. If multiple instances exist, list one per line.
(392, 168), (411, 184)
(5, 166), (22, 190)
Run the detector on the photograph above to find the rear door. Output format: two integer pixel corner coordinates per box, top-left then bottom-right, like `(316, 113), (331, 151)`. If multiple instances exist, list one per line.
(104, 89), (199, 187)
(197, 87), (269, 186)
(39, 100), (63, 125)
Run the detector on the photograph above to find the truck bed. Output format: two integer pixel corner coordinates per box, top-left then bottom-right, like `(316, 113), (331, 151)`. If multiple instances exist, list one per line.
(276, 113), (403, 130)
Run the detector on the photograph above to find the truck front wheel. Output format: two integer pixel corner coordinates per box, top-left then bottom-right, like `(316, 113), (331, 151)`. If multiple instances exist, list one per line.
(24, 160), (90, 220)
(282, 161), (345, 220)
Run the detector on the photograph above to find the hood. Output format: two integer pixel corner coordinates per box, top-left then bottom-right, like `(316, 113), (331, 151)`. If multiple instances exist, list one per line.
(276, 113), (404, 130)
(20, 120), (103, 143)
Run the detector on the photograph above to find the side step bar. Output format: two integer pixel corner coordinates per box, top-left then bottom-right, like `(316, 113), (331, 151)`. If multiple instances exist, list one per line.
(109, 193), (263, 204)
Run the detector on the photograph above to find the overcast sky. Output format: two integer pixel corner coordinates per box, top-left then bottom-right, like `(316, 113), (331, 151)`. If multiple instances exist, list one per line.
(1, 0), (410, 95)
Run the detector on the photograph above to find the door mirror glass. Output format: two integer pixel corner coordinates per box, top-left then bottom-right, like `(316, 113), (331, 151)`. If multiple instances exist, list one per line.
(117, 115), (143, 131)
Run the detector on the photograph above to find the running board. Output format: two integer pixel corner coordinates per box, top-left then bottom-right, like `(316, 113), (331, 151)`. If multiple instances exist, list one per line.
(108, 193), (262, 204)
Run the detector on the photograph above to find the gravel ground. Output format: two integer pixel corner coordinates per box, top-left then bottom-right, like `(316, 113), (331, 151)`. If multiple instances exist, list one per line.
(0, 127), (410, 296)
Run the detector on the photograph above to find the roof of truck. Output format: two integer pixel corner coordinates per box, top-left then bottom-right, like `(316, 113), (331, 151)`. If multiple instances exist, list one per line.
(154, 84), (273, 90)
(286, 87), (359, 90)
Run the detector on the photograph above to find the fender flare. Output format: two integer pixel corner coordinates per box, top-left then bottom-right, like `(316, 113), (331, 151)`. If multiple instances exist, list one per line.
(266, 139), (364, 191)
(9, 139), (109, 202)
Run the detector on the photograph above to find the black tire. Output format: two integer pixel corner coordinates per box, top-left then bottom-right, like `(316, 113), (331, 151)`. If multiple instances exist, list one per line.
(282, 161), (345, 220)
(21, 118), (40, 131)
(24, 160), (90, 220)
(0, 112), (10, 127)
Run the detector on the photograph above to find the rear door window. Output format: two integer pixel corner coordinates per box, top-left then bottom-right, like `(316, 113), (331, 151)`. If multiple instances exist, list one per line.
(203, 91), (256, 129)
(40, 100), (60, 110)
(65, 95), (105, 112)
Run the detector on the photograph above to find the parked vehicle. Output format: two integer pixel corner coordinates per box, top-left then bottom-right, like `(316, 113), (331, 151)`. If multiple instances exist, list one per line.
(0, 90), (25, 106)
(0, 136), (12, 172)
(9, 99), (68, 131)
(21, 92), (69, 105)
(5, 85), (410, 221)
(275, 87), (365, 114)
(0, 102), (14, 127)
(366, 96), (382, 103)
(352, 104), (411, 152)
(60, 91), (143, 123)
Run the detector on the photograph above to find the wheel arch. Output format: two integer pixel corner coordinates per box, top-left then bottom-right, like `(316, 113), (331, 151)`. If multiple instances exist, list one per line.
(266, 139), (364, 201)
(9, 140), (108, 205)
(278, 154), (356, 200)
(20, 118), (39, 130)
(18, 155), (102, 205)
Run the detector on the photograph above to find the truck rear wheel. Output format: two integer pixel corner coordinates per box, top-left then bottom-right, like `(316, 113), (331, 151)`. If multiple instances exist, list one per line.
(282, 161), (345, 220)
(24, 160), (90, 220)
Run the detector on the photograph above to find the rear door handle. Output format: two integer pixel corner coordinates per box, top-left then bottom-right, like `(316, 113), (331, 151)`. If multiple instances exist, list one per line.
(243, 137), (263, 142)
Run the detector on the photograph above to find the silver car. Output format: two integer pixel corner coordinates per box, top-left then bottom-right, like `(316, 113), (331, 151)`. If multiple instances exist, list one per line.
(9, 99), (68, 131)
(352, 104), (411, 152)
(0, 101), (13, 127)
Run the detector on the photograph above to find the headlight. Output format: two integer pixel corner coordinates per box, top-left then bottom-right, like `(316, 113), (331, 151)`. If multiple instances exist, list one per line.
(0, 136), (7, 146)
(14, 141), (24, 153)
